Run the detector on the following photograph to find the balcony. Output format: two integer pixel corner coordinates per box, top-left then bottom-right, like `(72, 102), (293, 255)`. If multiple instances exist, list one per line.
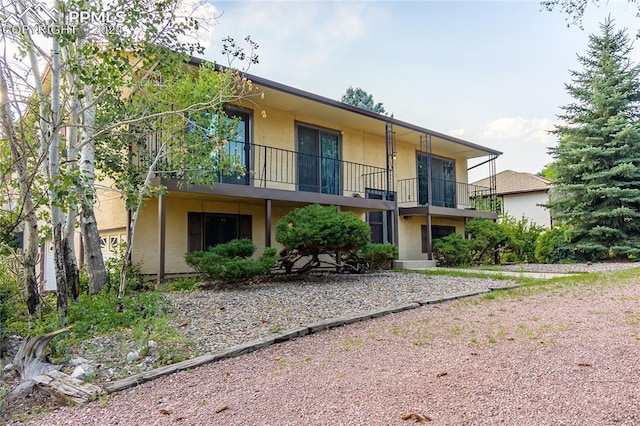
(397, 177), (498, 213)
(148, 142), (393, 200)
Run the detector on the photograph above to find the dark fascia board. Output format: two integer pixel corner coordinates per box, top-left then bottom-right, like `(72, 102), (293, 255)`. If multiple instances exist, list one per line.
(188, 56), (503, 158)
(399, 205), (498, 220)
(499, 188), (550, 196)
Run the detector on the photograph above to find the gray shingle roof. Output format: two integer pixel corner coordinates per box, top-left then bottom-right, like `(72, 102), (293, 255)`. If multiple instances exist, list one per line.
(472, 170), (552, 195)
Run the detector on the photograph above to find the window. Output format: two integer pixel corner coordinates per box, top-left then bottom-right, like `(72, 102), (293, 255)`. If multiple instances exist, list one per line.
(188, 108), (251, 185)
(366, 189), (396, 244)
(218, 109), (251, 185)
(297, 124), (340, 195)
(421, 225), (456, 253)
(417, 153), (456, 208)
(99, 231), (127, 253)
(188, 213), (252, 252)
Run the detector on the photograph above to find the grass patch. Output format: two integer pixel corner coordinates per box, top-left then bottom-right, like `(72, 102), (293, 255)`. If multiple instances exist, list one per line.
(164, 277), (200, 292)
(414, 268), (527, 282)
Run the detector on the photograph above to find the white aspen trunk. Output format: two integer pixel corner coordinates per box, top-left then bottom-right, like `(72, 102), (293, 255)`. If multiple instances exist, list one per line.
(50, 34), (68, 323)
(0, 63), (40, 316)
(79, 85), (107, 294)
(119, 141), (166, 299)
(62, 44), (81, 301)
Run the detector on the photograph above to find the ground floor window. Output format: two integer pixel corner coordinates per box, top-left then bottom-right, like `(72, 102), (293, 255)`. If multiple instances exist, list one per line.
(366, 189), (395, 244)
(188, 213), (252, 251)
(421, 225), (456, 253)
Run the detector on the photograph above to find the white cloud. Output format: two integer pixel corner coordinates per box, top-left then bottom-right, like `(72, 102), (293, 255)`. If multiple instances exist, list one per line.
(473, 116), (558, 177)
(204, 1), (384, 81)
(448, 128), (465, 138)
(479, 116), (556, 145)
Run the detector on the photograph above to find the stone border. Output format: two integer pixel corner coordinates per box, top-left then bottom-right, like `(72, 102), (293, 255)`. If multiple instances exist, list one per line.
(105, 287), (501, 394)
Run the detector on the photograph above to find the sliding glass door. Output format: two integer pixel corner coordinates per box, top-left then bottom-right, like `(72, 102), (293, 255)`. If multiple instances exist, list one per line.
(297, 125), (340, 195)
(417, 153), (456, 208)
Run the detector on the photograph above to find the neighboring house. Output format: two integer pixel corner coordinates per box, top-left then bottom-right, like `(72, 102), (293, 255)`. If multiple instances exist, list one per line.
(43, 56), (502, 287)
(472, 170), (552, 228)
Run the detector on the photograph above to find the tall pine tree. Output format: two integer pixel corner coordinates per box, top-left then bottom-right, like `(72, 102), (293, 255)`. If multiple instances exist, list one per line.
(549, 19), (640, 260)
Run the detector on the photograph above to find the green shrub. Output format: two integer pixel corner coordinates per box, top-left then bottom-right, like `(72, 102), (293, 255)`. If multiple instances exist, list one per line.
(210, 238), (256, 258)
(166, 277), (199, 292)
(500, 215), (545, 263)
(276, 204), (371, 256)
(360, 243), (398, 270)
(184, 239), (277, 283)
(535, 226), (574, 263)
(105, 244), (145, 292)
(0, 269), (23, 355)
(466, 218), (509, 264)
(432, 233), (473, 266)
(275, 204), (371, 273)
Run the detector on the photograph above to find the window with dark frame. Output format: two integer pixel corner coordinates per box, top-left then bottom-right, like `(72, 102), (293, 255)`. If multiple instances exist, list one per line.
(421, 225), (456, 253)
(366, 189), (396, 244)
(188, 212), (252, 252)
(297, 123), (341, 195)
(186, 107), (252, 185)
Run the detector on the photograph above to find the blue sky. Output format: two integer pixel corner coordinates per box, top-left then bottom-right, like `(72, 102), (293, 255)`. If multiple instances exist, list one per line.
(197, 0), (639, 180)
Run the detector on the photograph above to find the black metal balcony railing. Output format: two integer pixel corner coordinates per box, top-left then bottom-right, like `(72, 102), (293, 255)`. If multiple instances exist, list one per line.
(398, 177), (497, 212)
(148, 142), (391, 196)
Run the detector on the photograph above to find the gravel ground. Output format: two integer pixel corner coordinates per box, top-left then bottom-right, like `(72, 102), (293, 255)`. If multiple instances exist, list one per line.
(6, 263), (640, 425)
(164, 272), (507, 354)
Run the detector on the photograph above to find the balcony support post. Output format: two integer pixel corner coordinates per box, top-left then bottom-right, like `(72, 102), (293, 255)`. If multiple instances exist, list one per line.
(425, 213), (433, 260)
(157, 194), (166, 285)
(265, 199), (272, 247)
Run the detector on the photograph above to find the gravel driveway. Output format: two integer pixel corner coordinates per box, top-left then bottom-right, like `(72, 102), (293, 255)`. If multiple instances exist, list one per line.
(18, 264), (640, 425)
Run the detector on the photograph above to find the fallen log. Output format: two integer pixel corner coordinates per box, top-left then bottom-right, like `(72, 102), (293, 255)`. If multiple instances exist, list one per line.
(32, 370), (104, 405)
(7, 326), (72, 402)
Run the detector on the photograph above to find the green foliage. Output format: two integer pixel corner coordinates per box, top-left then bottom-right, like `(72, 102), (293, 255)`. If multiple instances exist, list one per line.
(209, 238), (256, 259)
(0, 268), (23, 355)
(340, 86), (387, 114)
(104, 244), (145, 293)
(2, 286), (172, 357)
(466, 218), (509, 264)
(470, 195), (502, 215)
(500, 215), (545, 263)
(432, 233), (473, 267)
(184, 239), (277, 283)
(276, 205), (371, 256)
(538, 163), (557, 181)
(433, 217), (541, 266)
(0, 213), (20, 254)
(535, 226), (575, 264)
(547, 20), (640, 261)
(166, 277), (199, 292)
(359, 243), (398, 270)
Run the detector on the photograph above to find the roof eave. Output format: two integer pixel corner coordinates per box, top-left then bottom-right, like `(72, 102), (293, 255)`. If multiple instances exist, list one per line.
(188, 56), (503, 158)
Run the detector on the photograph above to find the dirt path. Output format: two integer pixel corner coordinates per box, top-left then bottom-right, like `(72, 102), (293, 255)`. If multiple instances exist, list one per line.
(13, 273), (640, 425)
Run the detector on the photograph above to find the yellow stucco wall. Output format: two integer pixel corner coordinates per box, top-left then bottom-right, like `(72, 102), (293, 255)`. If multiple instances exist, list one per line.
(131, 195), (370, 276)
(397, 215), (465, 260)
(93, 180), (127, 231)
(133, 197), (269, 275)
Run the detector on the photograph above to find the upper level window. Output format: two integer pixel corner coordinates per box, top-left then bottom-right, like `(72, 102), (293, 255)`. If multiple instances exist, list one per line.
(187, 108), (252, 185)
(417, 153), (456, 208)
(297, 124), (340, 195)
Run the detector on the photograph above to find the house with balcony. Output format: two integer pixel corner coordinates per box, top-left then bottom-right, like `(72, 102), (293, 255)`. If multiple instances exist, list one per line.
(87, 57), (501, 281)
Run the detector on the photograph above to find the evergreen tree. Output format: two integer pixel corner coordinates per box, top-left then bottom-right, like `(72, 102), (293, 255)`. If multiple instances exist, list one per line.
(340, 86), (386, 114)
(548, 19), (640, 260)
